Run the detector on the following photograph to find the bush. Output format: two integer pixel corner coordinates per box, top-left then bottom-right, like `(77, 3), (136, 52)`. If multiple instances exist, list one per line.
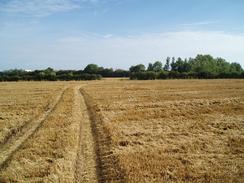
(130, 71), (157, 80)
(157, 71), (169, 79)
(75, 73), (102, 80)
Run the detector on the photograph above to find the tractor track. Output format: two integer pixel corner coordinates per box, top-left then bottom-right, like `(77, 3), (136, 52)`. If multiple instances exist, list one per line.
(0, 87), (67, 169)
(80, 89), (126, 183)
(74, 86), (98, 183)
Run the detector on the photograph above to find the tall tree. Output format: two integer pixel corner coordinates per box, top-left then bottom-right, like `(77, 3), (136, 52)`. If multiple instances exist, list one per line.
(147, 63), (154, 71)
(230, 62), (243, 72)
(170, 57), (177, 71)
(163, 57), (170, 71)
(152, 61), (163, 72)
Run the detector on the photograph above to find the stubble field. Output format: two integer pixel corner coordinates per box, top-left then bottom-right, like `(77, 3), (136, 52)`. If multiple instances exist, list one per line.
(0, 79), (243, 182)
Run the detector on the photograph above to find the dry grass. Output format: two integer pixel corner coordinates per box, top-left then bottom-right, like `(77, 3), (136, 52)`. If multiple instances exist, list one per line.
(75, 86), (98, 183)
(0, 80), (243, 182)
(0, 85), (80, 182)
(0, 82), (65, 145)
(83, 79), (244, 182)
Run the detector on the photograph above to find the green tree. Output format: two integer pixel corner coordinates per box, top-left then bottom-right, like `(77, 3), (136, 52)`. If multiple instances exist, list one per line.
(216, 58), (230, 73)
(44, 68), (56, 81)
(163, 57), (170, 71)
(129, 64), (146, 73)
(84, 64), (100, 74)
(230, 62), (242, 72)
(158, 70), (169, 79)
(152, 61), (162, 72)
(170, 57), (176, 71)
(190, 54), (216, 73)
(147, 63), (154, 71)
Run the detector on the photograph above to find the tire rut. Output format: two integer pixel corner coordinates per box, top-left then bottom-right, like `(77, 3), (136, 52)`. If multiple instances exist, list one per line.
(74, 86), (98, 183)
(0, 87), (67, 169)
(80, 89), (126, 183)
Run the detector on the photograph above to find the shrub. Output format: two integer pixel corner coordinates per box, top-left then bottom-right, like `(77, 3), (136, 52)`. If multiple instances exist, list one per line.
(130, 71), (157, 80)
(157, 71), (169, 79)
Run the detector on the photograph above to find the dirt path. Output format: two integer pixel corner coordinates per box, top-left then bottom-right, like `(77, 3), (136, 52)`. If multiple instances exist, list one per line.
(0, 87), (67, 168)
(74, 86), (98, 183)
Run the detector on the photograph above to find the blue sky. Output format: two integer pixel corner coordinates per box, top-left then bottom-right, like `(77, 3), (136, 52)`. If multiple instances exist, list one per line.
(0, 0), (244, 70)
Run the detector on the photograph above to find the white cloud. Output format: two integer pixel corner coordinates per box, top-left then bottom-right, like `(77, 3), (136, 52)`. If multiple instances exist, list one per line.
(1, 31), (244, 70)
(180, 20), (219, 27)
(0, 0), (78, 17)
(50, 31), (244, 67)
(0, 0), (107, 17)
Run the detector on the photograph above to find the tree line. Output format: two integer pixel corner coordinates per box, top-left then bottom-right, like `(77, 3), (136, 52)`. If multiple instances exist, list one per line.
(0, 65), (129, 81)
(0, 54), (243, 81)
(130, 54), (244, 80)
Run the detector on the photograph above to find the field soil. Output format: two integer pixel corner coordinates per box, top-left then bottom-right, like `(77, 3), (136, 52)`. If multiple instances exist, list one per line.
(0, 79), (243, 182)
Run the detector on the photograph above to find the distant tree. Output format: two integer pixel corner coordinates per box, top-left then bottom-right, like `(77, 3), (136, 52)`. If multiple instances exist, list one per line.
(114, 69), (129, 77)
(129, 64), (146, 73)
(230, 62), (243, 72)
(98, 68), (113, 77)
(147, 63), (154, 71)
(171, 58), (191, 73)
(183, 59), (191, 73)
(130, 54), (244, 80)
(130, 71), (157, 80)
(190, 54), (215, 73)
(170, 57), (176, 71)
(163, 57), (170, 71)
(175, 57), (184, 72)
(215, 58), (230, 73)
(45, 67), (54, 73)
(44, 67), (56, 81)
(157, 71), (169, 79)
(1, 54), (243, 82)
(152, 61), (163, 72)
(84, 64), (100, 74)
(147, 61), (163, 72)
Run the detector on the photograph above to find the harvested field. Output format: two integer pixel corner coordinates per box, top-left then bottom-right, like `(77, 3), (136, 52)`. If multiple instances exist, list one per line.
(0, 82), (65, 146)
(0, 86), (66, 168)
(0, 86), (78, 182)
(83, 79), (244, 182)
(0, 82), (99, 182)
(0, 79), (243, 182)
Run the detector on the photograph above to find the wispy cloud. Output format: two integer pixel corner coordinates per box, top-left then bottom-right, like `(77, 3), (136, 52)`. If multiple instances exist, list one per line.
(1, 31), (244, 70)
(0, 0), (79, 17)
(54, 31), (244, 67)
(0, 0), (110, 17)
(180, 20), (219, 27)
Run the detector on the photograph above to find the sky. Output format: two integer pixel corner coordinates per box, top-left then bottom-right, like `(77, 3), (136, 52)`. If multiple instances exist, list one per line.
(0, 0), (244, 70)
